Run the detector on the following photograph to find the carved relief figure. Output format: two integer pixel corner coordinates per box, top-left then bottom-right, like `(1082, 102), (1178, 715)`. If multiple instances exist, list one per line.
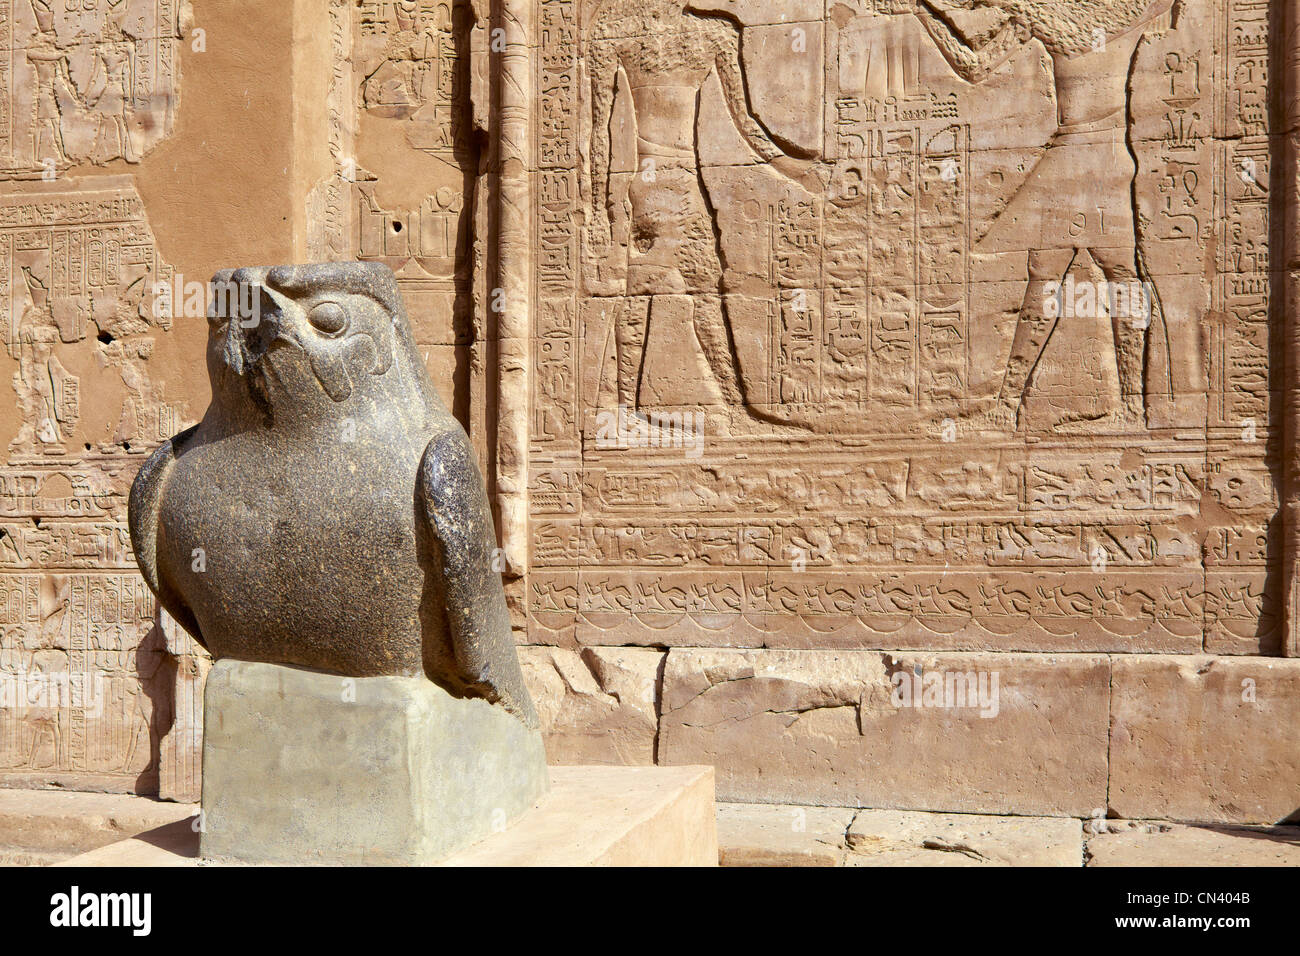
(3, 0), (183, 173)
(361, 1), (451, 121)
(11, 265), (70, 455)
(23, 590), (69, 769)
(586, 0), (824, 430)
(24, 0), (72, 166)
(358, 0), (464, 159)
(87, 8), (140, 165)
(908, 0), (1176, 431)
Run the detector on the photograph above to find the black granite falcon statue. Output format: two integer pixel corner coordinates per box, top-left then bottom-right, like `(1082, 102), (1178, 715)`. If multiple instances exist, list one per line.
(128, 262), (537, 726)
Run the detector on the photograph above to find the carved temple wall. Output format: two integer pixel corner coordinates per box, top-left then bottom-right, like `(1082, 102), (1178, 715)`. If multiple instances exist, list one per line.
(1, 0), (1298, 821)
(0, 0), (321, 799)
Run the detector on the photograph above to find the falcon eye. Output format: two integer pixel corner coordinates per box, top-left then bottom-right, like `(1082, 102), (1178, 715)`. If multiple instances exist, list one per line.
(307, 301), (348, 336)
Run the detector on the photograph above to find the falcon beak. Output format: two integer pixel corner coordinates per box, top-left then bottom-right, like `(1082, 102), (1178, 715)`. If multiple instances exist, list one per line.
(238, 284), (300, 370)
(259, 285), (306, 351)
(221, 316), (245, 376)
(216, 271), (279, 376)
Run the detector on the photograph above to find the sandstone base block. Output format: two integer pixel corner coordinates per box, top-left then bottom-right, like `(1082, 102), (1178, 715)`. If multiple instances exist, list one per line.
(200, 660), (549, 865)
(1109, 656), (1300, 824)
(661, 649), (1110, 816)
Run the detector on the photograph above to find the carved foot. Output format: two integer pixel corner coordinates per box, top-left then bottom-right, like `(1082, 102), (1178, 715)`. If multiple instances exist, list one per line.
(1053, 405), (1146, 435)
(958, 399), (1019, 433)
(721, 404), (813, 439)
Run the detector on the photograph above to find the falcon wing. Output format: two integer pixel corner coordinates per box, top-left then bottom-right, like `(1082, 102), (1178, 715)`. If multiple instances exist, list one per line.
(128, 425), (205, 649)
(417, 428), (537, 727)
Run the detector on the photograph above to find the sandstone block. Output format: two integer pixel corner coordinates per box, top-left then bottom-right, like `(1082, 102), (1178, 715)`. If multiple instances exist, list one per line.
(660, 649), (1109, 816)
(520, 646), (661, 765)
(1109, 656), (1300, 824)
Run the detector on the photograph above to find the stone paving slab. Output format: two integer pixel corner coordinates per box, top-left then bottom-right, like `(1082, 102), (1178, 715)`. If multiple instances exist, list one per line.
(717, 804), (858, 866)
(1084, 821), (1300, 867)
(54, 766), (717, 867)
(846, 809), (1083, 867)
(719, 803), (1300, 867)
(719, 802), (1082, 866)
(0, 789), (196, 866)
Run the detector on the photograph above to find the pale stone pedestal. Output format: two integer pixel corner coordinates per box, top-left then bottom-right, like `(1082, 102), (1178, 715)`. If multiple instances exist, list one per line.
(54, 765), (718, 866)
(200, 659), (549, 865)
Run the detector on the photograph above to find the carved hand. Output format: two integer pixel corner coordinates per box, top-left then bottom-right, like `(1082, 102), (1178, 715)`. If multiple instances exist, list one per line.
(771, 155), (832, 197)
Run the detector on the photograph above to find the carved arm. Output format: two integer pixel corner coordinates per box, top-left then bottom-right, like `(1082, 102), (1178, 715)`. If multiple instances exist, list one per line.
(587, 39), (620, 247)
(915, 1), (1030, 85)
(704, 16), (830, 192)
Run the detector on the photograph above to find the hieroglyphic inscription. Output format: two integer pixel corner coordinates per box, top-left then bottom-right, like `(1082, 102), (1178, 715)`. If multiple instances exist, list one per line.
(524, 0), (1279, 654)
(0, 180), (190, 791)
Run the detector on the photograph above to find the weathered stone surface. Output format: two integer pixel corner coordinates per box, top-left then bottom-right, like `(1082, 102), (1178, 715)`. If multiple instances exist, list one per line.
(520, 646), (662, 765)
(1109, 656), (1300, 824)
(717, 803), (856, 867)
(157, 610), (208, 804)
(200, 659), (548, 866)
(716, 802), (1081, 866)
(1086, 821), (1300, 867)
(660, 649), (1109, 816)
(845, 808), (1082, 867)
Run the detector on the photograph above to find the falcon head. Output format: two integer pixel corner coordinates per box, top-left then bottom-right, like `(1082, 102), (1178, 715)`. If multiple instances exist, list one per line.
(206, 262), (432, 422)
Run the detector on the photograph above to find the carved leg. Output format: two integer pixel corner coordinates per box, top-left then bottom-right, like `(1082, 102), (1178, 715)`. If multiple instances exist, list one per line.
(1091, 245), (1148, 426)
(615, 296), (650, 411)
(992, 247), (1078, 428)
(691, 294), (746, 407)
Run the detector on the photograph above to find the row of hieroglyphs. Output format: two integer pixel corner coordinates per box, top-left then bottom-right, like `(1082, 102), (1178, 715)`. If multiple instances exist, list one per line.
(525, 570), (1271, 652)
(531, 454), (1274, 515)
(527, 516), (1266, 568)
